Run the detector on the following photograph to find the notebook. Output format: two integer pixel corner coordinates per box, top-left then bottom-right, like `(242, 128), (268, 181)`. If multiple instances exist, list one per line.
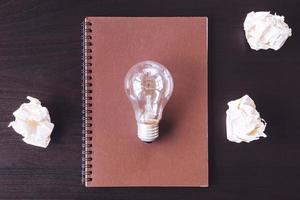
(81, 17), (208, 187)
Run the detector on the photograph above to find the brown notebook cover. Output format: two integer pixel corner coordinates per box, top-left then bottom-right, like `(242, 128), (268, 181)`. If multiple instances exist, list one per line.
(82, 17), (208, 187)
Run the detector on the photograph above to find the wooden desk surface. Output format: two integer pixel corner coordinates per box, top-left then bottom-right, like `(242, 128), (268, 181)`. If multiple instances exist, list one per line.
(0, 0), (299, 199)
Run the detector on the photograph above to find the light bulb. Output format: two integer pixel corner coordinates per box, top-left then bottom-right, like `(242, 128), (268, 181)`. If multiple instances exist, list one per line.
(124, 60), (174, 143)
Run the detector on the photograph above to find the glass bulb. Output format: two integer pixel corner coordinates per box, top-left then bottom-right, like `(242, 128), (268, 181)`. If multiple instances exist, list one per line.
(124, 60), (174, 143)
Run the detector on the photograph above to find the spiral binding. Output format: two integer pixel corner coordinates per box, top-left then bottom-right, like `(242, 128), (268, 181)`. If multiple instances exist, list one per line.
(81, 18), (93, 185)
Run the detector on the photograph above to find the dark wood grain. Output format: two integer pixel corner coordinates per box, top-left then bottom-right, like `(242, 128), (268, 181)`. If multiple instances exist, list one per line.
(0, 0), (299, 199)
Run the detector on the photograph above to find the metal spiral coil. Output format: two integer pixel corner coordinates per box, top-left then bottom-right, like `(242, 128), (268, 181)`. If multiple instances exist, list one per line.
(81, 19), (93, 185)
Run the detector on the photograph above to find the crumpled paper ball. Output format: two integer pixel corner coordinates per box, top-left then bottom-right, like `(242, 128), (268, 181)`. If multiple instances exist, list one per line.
(243, 11), (292, 50)
(8, 96), (54, 148)
(226, 95), (267, 143)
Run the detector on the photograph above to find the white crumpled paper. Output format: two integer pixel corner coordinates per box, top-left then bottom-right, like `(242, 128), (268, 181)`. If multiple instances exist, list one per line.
(8, 96), (54, 148)
(244, 11), (292, 50)
(226, 95), (267, 143)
